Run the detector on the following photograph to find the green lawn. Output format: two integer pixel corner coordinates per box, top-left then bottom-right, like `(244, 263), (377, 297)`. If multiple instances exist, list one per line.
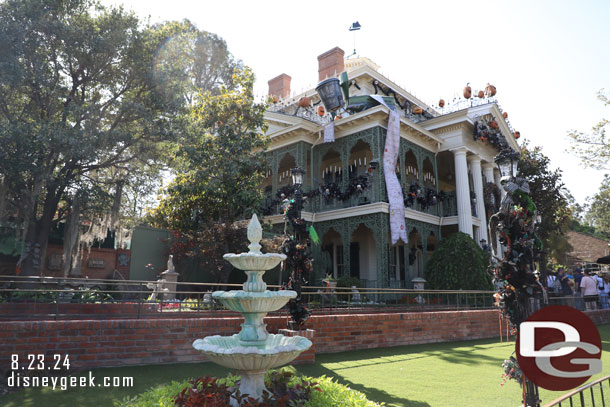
(4, 324), (610, 407)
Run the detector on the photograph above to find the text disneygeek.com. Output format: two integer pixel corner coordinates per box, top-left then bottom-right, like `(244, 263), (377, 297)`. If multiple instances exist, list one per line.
(7, 371), (134, 391)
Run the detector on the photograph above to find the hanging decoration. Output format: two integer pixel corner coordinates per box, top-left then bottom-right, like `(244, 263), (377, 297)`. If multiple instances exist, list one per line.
(473, 117), (510, 152)
(261, 175), (370, 216)
(402, 181), (447, 210)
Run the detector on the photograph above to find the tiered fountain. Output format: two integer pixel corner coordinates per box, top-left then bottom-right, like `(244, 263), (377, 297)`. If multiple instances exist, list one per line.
(193, 214), (312, 405)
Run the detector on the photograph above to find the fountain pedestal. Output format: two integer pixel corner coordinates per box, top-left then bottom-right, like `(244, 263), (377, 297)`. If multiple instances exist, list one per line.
(193, 214), (312, 405)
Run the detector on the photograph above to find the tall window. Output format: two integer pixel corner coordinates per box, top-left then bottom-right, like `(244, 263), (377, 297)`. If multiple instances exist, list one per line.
(336, 245), (345, 277)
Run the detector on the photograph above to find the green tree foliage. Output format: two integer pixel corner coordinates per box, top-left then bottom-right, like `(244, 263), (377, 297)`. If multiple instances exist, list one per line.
(0, 0), (182, 276)
(425, 232), (492, 290)
(518, 143), (572, 263)
(568, 89), (610, 170)
(151, 20), (242, 105)
(148, 68), (269, 283)
(584, 174), (610, 238)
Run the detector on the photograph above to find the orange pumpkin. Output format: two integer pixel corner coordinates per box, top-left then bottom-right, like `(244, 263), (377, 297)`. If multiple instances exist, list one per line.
(272, 95), (279, 103)
(439, 99), (445, 107)
(298, 97), (310, 108)
(317, 105), (325, 116)
(478, 90), (484, 98)
(503, 112), (508, 119)
(413, 106), (423, 114)
(463, 85), (472, 99)
(489, 120), (499, 129)
(513, 131), (521, 139)
(485, 83), (497, 96)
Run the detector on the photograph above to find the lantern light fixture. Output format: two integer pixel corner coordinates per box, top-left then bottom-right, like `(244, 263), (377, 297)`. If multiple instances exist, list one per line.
(291, 167), (305, 186)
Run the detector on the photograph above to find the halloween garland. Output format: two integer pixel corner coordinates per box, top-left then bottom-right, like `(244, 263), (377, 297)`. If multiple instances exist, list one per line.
(261, 176), (370, 215)
(403, 181), (447, 210)
(473, 119), (510, 152)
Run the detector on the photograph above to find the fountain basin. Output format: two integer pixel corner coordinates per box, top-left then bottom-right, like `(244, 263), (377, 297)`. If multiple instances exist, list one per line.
(213, 290), (296, 313)
(193, 334), (312, 371)
(223, 252), (286, 271)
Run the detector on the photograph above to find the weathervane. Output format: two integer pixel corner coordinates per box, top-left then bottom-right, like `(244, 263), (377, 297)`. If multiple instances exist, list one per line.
(348, 21), (361, 58)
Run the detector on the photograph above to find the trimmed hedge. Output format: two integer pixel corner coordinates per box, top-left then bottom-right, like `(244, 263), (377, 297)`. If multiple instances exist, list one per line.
(425, 232), (492, 290)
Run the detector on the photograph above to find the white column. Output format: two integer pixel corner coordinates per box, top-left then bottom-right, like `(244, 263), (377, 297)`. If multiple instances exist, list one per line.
(482, 163), (495, 184)
(469, 157), (487, 245)
(453, 148), (473, 237)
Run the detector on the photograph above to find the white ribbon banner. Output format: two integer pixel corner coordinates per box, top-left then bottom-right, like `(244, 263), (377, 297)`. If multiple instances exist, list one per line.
(371, 96), (408, 245)
(324, 122), (335, 143)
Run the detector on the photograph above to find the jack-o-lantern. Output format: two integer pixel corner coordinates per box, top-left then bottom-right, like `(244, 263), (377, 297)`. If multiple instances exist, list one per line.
(298, 97), (311, 107)
(463, 84), (472, 99)
(317, 105), (325, 116)
(439, 99), (445, 107)
(485, 83), (497, 96)
(489, 120), (499, 129)
(513, 131), (521, 139)
(478, 90), (484, 98)
(413, 106), (423, 114)
(503, 112), (508, 119)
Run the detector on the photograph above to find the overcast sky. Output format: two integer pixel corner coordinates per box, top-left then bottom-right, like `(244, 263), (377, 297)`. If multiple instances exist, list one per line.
(102, 0), (610, 205)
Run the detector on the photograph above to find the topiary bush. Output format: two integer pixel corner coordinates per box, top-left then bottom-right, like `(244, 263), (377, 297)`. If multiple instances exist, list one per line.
(425, 232), (492, 290)
(116, 368), (383, 407)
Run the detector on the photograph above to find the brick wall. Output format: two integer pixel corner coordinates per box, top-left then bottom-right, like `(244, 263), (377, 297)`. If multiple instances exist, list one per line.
(567, 231), (609, 264)
(2, 309), (610, 371)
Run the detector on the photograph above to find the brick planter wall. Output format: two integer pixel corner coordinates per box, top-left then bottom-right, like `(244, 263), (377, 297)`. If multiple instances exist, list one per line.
(2, 309), (610, 371)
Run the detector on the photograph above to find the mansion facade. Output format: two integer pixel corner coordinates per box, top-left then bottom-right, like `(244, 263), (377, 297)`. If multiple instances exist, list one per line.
(261, 47), (519, 289)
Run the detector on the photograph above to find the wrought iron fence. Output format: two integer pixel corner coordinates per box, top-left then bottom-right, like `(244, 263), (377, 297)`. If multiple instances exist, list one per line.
(544, 375), (610, 407)
(0, 275), (497, 320)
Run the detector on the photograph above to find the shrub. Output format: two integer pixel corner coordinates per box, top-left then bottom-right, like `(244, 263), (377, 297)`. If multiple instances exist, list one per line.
(425, 232), (492, 290)
(336, 276), (361, 288)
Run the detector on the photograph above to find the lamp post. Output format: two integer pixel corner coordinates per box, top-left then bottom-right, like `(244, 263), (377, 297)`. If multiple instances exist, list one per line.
(491, 148), (541, 407)
(286, 167), (309, 329)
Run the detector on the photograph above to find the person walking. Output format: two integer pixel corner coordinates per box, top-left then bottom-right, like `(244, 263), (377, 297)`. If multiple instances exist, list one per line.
(547, 272), (560, 297)
(580, 270), (599, 311)
(573, 267), (584, 310)
(558, 268), (572, 296)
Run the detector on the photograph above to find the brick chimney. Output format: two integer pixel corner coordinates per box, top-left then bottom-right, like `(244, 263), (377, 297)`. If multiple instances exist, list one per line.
(268, 73), (291, 99)
(317, 47), (345, 81)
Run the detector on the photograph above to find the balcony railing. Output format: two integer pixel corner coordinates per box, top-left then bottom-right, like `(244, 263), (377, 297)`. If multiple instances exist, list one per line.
(441, 191), (458, 217)
(264, 185), (457, 219)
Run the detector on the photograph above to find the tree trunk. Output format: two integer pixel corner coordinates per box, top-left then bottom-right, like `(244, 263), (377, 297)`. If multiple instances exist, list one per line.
(19, 188), (62, 278)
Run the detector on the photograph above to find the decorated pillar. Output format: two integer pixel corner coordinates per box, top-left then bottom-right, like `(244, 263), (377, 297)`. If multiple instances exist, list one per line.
(452, 148), (473, 237)
(469, 157), (487, 245)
